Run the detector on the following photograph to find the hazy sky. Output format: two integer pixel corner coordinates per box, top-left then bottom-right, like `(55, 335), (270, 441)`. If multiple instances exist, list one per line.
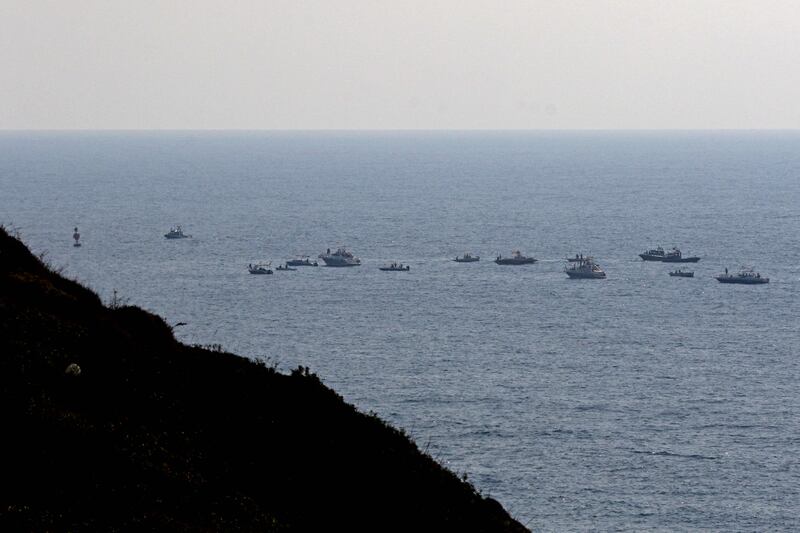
(2, 0), (799, 129)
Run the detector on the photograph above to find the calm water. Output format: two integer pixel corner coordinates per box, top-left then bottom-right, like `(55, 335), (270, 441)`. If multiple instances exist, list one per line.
(2, 131), (799, 531)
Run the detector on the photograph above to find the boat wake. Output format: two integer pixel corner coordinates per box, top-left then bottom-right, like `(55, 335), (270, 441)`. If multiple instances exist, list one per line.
(630, 449), (718, 461)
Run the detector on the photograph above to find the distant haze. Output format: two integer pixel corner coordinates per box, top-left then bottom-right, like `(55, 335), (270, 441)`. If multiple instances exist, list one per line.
(2, 0), (799, 129)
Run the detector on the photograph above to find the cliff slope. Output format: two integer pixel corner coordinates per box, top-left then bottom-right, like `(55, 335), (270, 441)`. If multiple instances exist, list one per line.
(0, 228), (527, 532)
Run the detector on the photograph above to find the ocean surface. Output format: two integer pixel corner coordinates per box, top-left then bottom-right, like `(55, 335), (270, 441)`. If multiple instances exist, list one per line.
(1, 131), (798, 531)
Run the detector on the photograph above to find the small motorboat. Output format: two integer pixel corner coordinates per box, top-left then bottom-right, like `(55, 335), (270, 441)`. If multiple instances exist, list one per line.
(454, 253), (480, 263)
(379, 262), (410, 271)
(248, 262), (273, 275)
(165, 225), (190, 239)
(567, 254), (587, 262)
(286, 256), (318, 267)
(669, 270), (694, 278)
(72, 227), (81, 247)
(275, 264), (297, 271)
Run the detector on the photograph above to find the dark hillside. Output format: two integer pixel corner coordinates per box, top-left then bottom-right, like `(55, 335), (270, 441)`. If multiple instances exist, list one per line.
(0, 227), (528, 532)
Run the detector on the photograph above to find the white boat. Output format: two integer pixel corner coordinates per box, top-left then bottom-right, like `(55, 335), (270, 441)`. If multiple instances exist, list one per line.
(286, 256), (318, 267)
(318, 247), (361, 267)
(565, 256), (606, 279)
(164, 225), (190, 239)
(715, 267), (768, 284)
(248, 262), (273, 275)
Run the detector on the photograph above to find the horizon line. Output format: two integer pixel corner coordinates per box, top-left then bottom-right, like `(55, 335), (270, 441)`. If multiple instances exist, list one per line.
(2, 128), (800, 133)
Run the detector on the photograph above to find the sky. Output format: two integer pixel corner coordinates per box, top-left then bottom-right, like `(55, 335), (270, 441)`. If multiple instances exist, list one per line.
(1, 0), (799, 129)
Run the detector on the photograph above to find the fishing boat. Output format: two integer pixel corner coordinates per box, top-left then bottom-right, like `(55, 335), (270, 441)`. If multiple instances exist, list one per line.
(495, 250), (537, 265)
(640, 246), (700, 262)
(275, 264), (297, 271)
(164, 225), (190, 239)
(668, 269), (694, 278)
(454, 253), (480, 262)
(715, 267), (769, 284)
(639, 246), (666, 261)
(662, 248), (700, 263)
(379, 262), (410, 271)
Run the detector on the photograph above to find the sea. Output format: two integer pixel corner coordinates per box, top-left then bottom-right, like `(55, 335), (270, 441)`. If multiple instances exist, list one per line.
(1, 131), (798, 531)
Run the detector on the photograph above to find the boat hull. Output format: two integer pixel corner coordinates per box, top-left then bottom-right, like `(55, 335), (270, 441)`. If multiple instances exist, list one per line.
(663, 256), (700, 263)
(639, 254), (664, 261)
(669, 272), (694, 277)
(454, 258), (479, 263)
(565, 271), (606, 279)
(321, 260), (360, 267)
(379, 267), (410, 271)
(495, 258), (537, 265)
(716, 276), (768, 284)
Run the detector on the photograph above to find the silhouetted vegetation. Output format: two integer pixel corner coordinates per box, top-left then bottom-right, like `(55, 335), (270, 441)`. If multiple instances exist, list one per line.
(0, 227), (527, 532)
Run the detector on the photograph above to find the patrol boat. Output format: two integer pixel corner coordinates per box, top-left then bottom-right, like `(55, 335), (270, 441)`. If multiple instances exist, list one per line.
(565, 256), (606, 279)
(318, 247), (361, 267)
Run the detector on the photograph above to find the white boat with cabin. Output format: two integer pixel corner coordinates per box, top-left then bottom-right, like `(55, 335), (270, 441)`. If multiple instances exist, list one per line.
(318, 247), (361, 267)
(565, 256), (606, 279)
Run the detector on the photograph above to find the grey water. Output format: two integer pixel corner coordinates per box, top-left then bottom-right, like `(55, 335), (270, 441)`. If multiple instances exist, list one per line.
(2, 131), (799, 531)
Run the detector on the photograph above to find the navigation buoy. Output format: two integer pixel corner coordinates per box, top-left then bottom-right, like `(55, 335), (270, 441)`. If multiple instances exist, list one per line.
(73, 227), (81, 247)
